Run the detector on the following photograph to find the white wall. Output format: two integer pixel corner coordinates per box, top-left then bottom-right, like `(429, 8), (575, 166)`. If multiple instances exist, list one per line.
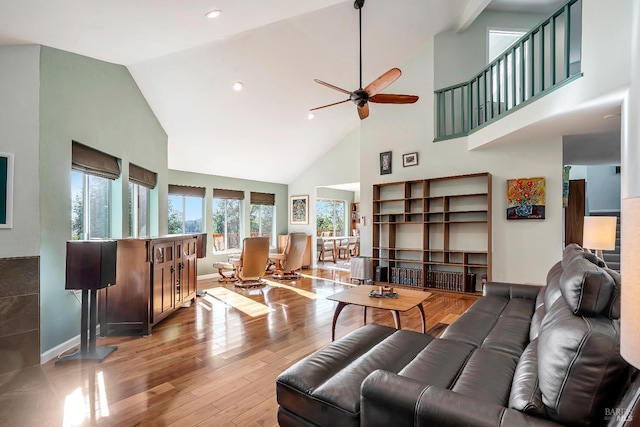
(168, 169), (288, 276)
(357, 39), (563, 285)
(0, 46), (41, 258)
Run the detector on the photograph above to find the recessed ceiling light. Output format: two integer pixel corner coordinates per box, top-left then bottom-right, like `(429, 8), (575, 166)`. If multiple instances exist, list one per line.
(205, 10), (222, 19)
(308, 113), (315, 120)
(232, 82), (243, 91)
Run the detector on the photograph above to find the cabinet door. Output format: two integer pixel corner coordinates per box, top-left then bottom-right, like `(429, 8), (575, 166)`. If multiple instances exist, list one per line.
(182, 238), (198, 301)
(152, 241), (175, 322)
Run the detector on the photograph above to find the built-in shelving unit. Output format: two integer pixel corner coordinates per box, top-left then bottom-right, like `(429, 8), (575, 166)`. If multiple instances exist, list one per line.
(350, 202), (360, 234)
(372, 172), (492, 293)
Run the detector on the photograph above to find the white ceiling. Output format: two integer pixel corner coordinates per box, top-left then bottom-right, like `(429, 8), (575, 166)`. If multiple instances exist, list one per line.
(0, 0), (586, 184)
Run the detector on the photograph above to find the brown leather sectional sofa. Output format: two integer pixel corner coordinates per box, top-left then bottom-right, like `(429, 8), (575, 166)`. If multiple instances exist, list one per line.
(276, 244), (640, 426)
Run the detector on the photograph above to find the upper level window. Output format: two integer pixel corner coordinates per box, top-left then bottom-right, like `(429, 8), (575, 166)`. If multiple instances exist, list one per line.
(316, 199), (346, 237)
(168, 185), (205, 234)
(488, 29), (526, 63)
(250, 192), (276, 247)
(212, 188), (243, 252)
(70, 141), (120, 240)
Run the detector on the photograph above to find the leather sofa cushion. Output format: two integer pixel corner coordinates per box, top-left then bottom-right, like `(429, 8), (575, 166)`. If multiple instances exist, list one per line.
(509, 338), (545, 415)
(543, 261), (564, 311)
(276, 325), (433, 427)
(603, 267), (621, 320)
(538, 298), (628, 426)
(398, 338), (475, 388)
(560, 257), (614, 316)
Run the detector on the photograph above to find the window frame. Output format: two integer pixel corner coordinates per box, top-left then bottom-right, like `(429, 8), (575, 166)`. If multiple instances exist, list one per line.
(168, 194), (204, 235)
(211, 197), (242, 253)
(250, 203), (275, 248)
(71, 170), (112, 240)
(129, 181), (150, 238)
(316, 198), (347, 237)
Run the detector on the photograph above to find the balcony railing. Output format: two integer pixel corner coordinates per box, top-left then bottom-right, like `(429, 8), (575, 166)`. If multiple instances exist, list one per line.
(434, 0), (582, 141)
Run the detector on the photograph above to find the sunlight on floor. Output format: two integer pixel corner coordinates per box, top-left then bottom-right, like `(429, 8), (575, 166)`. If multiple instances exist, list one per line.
(204, 287), (275, 317)
(62, 370), (109, 427)
(300, 273), (356, 287)
(263, 279), (319, 299)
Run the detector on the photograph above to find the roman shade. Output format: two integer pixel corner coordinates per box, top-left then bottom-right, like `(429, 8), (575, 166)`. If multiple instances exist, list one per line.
(129, 163), (157, 189)
(168, 184), (205, 198)
(250, 192), (275, 206)
(71, 141), (120, 180)
(212, 188), (244, 200)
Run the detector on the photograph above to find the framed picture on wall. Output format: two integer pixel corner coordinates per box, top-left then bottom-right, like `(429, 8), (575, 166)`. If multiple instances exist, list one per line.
(402, 152), (418, 167)
(290, 195), (309, 224)
(380, 151), (392, 175)
(0, 152), (14, 229)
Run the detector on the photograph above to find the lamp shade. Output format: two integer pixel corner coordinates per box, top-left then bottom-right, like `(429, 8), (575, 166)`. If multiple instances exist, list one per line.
(622, 198), (640, 369)
(582, 216), (617, 251)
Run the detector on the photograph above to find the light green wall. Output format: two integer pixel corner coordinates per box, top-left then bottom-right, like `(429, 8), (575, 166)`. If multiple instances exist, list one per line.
(168, 169), (288, 276)
(0, 46), (41, 258)
(38, 47), (168, 353)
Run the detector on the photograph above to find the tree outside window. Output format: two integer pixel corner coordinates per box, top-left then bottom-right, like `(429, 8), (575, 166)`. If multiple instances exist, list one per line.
(316, 199), (345, 237)
(250, 204), (274, 246)
(212, 199), (241, 251)
(168, 194), (203, 234)
(71, 171), (110, 240)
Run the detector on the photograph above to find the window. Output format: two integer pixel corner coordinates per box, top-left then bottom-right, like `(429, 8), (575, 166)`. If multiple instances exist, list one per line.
(316, 199), (346, 237)
(129, 182), (150, 237)
(212, 198), (241, 252)
(250, 192), (275, 246)
(168, 195), (204, 234)
(211, 188), (244, 252)
(129, 163), (156, 237)
(71, 171), (111, 240)
(71, 141), (119, 240)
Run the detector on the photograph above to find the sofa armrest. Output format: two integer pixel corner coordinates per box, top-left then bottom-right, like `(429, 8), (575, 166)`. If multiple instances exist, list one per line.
(361, 370), (562, 427)
(484, 281), (541, 301)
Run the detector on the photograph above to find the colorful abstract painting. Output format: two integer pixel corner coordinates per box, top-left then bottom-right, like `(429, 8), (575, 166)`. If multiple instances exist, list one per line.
(507, 177), (546, 220)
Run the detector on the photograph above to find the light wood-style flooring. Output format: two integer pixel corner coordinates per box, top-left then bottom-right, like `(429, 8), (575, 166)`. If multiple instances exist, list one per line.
(0, 266), (478, 427)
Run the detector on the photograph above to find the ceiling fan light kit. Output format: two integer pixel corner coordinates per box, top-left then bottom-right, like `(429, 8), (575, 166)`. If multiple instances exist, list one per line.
(310, 0), (419, 120)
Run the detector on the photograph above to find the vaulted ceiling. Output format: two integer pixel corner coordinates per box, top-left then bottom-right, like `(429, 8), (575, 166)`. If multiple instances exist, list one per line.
(0, 0), (569, 183)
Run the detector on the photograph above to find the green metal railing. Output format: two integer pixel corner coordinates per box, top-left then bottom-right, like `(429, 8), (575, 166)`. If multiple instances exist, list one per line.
(435, 0), (582, 141)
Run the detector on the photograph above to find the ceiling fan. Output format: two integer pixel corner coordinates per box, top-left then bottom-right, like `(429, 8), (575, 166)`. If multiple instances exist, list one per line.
(310, 0), (419, 120)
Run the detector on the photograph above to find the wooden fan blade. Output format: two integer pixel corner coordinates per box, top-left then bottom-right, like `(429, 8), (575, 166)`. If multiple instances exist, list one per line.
(310, 99), (350, 111)
(370, 94), (419, 104)
(314, 79), (351, 95)
(364, 68), (401, 97)
(358, 103), (369, 120)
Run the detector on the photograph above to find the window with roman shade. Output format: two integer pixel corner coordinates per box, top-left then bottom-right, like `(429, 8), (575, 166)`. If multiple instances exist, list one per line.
(212, 188), (244, 252)
(128, 164), (157, 238)
(129, 163), (157, 189)
(168, 184), (205, 234)
(70, 141), (120, 240)
(71, 141), (120, 180)
(250, 192), (275, 245)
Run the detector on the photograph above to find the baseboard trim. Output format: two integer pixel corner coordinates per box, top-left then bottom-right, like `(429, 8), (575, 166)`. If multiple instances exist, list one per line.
(40, 325), (101, 364)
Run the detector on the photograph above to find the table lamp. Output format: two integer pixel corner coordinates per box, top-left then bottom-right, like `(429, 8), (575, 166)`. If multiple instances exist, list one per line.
(582, 216), (617, 260)
(622, 198), (640, 369)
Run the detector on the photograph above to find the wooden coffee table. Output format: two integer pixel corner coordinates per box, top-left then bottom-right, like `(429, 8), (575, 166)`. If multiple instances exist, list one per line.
(327, 285), (431, 341)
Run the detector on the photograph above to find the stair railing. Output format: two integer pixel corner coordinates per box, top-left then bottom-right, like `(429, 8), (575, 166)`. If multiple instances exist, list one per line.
(434, 0), (583, 141)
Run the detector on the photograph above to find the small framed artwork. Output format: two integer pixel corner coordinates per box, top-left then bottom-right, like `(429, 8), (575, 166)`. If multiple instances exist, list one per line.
(506, 177), (546, 220)
(290, 195), (309, 225)
(380, 151), (392, 175)
(0, 152), (14, 229)
(403, 152), (418, 167)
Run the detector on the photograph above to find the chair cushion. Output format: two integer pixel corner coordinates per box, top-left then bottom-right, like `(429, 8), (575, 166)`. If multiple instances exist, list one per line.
(509, 338), (545, 416)
(212, 262), (234, 269)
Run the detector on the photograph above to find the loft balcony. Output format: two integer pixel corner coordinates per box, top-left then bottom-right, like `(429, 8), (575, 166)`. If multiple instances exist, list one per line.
(434, 0), (583, 142)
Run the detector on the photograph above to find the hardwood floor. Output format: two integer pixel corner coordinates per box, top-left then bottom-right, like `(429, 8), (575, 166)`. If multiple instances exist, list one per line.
(0, 267), (479, 427)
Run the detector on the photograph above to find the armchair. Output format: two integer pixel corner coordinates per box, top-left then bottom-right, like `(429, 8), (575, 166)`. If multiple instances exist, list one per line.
(270, 232), (307, 280)
(231, 236), (270, 287)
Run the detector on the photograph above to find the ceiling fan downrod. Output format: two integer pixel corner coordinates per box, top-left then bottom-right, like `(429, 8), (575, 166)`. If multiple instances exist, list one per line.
(355, 0), (364, 90)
